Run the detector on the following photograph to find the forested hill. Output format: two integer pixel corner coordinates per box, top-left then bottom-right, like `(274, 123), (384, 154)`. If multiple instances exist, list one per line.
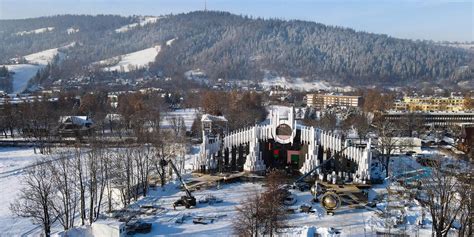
(0, 11), (472, 86)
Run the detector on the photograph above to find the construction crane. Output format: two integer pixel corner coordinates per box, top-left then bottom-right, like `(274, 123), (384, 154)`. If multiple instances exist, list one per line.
(162, 159), (197, 209)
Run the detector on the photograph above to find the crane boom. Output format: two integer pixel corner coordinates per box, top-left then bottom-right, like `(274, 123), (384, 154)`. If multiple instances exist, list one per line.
(167, 159), (193, 198)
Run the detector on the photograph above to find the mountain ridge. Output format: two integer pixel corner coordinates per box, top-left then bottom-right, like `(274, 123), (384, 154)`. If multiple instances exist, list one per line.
(0, 11), (472, 89)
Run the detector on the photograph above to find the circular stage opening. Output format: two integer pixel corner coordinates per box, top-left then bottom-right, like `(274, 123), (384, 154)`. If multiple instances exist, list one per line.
(276, 124), (292, 140)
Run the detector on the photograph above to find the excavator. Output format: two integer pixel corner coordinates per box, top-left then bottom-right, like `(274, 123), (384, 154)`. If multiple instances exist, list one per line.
(162, 159), (197, 209)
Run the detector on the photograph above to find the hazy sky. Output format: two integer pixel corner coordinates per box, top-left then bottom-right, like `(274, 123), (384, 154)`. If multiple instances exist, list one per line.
(0, 0), (472, 42)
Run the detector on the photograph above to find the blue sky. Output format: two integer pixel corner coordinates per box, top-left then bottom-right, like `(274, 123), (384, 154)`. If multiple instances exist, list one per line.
(0, 0), (472, 41)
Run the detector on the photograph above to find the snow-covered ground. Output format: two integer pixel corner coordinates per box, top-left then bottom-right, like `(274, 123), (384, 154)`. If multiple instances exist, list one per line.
(97, 46), (161, 72)
(3, 42), (75, 93)
(260, 76), (353, 92)
(79, 180), (373, 236)
(15, 27), (54, 36)
(166, 38), (177, 46)
(0, 147), (46, 236)
(66, 27), (80, 34)
(23, 43), (73, 65)
(115, 16), (161, 33)
(160, 108), (199, 132)
(0, 144), (445, 236)
(4, 64), (43, 93)
(185, 69), (209, 85)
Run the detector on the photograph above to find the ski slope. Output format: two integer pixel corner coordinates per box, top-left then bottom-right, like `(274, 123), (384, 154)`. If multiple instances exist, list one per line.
(115, 16), (161, 33)
(4, 64), (43, 93)
(15, 27), (54, 36)
(2, 43), (75, 93)
(98, 46), (161, 72)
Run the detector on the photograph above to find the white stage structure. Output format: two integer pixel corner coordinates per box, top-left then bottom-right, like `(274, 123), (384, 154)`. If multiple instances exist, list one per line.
(195, 107), (373, 183)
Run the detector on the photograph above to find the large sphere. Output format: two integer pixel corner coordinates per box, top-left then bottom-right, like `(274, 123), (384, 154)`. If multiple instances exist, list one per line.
(321, 192), (340, 211)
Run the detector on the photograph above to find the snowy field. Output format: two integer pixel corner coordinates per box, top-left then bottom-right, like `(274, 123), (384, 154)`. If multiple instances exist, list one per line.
(115, 16), (161, 33)
(0, 147), (46, 236)
(97, 46), (161, 72)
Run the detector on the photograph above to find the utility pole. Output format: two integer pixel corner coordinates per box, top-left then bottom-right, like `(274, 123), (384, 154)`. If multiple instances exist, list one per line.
(204, 0), (207, 11)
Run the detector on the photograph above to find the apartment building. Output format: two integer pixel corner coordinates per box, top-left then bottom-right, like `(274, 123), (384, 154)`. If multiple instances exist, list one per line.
(306, 94), (361, 109)
(394, 96), (468, 112)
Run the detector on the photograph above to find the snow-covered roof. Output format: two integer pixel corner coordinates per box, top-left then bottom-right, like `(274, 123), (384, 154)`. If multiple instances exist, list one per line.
(59, 116), (93, 125)
(201, 114), (228, 122)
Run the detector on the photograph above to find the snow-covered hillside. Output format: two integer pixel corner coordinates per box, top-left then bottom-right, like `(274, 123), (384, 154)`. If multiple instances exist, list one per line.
(115, 16), (161, 33)
(260, 75), (353, 92)
(4, 64), (43, 93)
(97, 46), (161, 72)
(2, 43), (75, 93)
(15, 27), (54, 36)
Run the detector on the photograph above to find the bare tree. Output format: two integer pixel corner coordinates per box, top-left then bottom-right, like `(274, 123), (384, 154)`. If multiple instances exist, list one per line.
(10, 159), (57, 237)
(374, 118), (398, 177)
(234, 190), (265, 237)
(133, 145), (153, 197)
(318, 111), (337, 132)
(86, 144), (109, 224)
(261, 170), (288, 236)
(233, 171), (289, 237)
(74, 146), (87, 225)
(457, 167), (473, 237)
(49, 151), (78, 231)
(398, 112), (424, 137)
(353, 112), (372, 142)
(419, 160), (466, 237)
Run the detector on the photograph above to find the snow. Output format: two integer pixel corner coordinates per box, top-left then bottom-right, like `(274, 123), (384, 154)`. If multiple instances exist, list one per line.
(116, 180), (374, 236)
(160, 108), (199, 132)
(438, 42), (474, 51)
(166, 38), (177, 46)
(2, 43), (75, 93)
(15, 27), (54, 36)
(24, 47), (62, 65)
(98, 46), (161, 72)
(260, 75), (353, 92)
(0, 144), (449, 236)
(115, 16), (161, 33)
(0, 147), (46, 236)
(67, 27), (79, 34)
(185, 69), (209, 85)
(3, 64), (43, 93)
